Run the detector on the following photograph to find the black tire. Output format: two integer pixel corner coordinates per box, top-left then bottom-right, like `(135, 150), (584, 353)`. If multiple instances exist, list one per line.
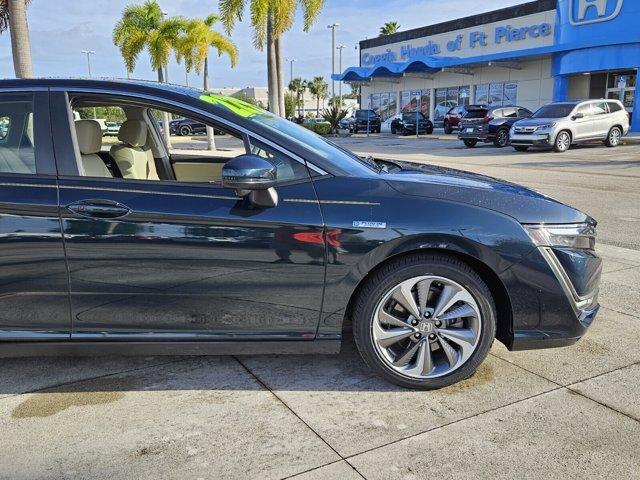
(352, 253), (497, 390)
(493, 129), (510, 148)
(426, 127), (434, 135)
(605, 126), (622, 148)
(553, 130), (572, 153)
(463, 139), (478, 148)
(514, 146), (529, 152)
(353, 127), (358, 134)
(444, 121), (453, 135)
(391, 126), (397, 135)
(179, 125), (192, 136)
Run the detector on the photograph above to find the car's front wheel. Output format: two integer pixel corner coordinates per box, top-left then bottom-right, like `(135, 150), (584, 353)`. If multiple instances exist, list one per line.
(444, 121), (453, 135)
(463, 139), (478, 148)
(353, 254), (496, 390)
(553, 130), (571, 153)
(605, 126), (622, 147)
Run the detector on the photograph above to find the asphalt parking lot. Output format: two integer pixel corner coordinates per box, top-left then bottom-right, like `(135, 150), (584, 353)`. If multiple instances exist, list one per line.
(1, 133), (639, 479)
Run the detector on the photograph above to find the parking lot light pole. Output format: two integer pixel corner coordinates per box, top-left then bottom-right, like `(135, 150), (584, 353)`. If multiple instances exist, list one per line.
(337, 45), (346, 107)
(327, 23), (340, 103)
(285, 58), (297, 85)
(81, 50), (95, 77)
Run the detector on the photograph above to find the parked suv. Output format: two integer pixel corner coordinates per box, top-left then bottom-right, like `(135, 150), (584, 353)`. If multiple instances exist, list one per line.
(353, 109), (381, 134)
(458, 106), (533, 148)
(510, 100), (629, 153)
(390, 112), (434, 135)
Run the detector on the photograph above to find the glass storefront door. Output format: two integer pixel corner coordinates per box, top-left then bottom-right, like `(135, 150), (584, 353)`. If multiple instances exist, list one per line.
(606, 71), (636, 113)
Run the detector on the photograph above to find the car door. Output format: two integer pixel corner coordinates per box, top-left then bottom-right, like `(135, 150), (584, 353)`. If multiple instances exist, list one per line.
(573, 103), (594, 140)
(591, 101), (610, 138)
(0, 90), (70, 340)
(51, 90), (326, 341)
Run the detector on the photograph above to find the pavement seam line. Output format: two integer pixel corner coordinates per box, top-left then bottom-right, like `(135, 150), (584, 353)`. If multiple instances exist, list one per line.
(231, 356), (367, 480)
(342, 385), (567, 461)
(0, 357), (190, 401)
(279, 459), (350, 480)
(565, 383), (640, 424)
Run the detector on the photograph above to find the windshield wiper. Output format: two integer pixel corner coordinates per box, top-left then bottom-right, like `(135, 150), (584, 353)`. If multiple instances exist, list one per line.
(361, 155), (383, 172)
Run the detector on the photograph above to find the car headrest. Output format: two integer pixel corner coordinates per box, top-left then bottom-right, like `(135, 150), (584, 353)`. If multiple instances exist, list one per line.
(75, 120), (102, 155)
(118, 119), (147, 148)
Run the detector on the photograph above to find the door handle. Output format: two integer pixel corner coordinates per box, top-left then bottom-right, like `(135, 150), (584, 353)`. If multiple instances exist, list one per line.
(67, 200), (131, 219)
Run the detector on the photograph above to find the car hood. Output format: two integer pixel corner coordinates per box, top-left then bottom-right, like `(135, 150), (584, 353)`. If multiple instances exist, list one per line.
(513, 118), (562, 127)
(383, 161), (591, 224)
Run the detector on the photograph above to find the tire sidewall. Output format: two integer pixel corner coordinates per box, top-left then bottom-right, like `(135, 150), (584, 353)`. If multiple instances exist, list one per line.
(179, 125), (191, 136)
(353, 255), (497, 390)
(494, 129), (509, 148)
(606, 126), (622, 147)
(554, 131), (571, 152)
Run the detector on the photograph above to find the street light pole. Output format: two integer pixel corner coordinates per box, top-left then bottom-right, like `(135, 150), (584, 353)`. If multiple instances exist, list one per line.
(327, 23), (340, 105)
(337, 45), (345, 107)
(81, 50), (95, 77)
(285, 58), (296, 85)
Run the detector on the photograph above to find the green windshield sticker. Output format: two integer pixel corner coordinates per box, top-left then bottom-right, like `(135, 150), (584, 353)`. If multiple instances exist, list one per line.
(199, 93), (263, 118)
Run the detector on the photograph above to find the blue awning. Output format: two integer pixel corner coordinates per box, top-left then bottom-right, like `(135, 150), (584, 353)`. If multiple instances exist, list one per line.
(332, 39), (639, 82)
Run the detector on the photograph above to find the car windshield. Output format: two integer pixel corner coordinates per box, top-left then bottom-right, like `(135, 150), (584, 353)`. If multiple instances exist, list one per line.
(402, 113), (424, 122)
(356, 110), (377, 119)
(532, 103), (577, 119)
(198, 93), (378, 174)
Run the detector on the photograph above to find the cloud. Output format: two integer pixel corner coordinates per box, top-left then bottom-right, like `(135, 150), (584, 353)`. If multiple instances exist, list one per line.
(0, 0), (523, 86)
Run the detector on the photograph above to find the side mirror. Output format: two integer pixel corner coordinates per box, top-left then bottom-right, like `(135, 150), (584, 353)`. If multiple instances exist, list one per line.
(222, 155), (278, 208)
(572, 112), (585, 120)
(222, 154), (277, 190)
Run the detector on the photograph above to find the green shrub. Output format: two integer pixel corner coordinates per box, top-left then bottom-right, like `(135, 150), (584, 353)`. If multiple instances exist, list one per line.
(303, 123), (331, 135)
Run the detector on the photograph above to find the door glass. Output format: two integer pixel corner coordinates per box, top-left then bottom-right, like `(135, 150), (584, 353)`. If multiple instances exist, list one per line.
(592, 102), (608, 115)
(577, 104), (592, 116)
(0, 94), (36, 174)
(250, 139), (310, 183)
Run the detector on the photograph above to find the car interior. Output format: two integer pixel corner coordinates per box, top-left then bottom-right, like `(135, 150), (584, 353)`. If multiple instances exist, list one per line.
(70, 96), (248, 184)
(0, 95), (36, 174)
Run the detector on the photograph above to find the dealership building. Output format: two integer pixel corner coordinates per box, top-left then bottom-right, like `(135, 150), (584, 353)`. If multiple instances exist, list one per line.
(333, 0), (639, 132)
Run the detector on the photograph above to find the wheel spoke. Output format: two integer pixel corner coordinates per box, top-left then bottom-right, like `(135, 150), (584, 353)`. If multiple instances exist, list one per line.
(437, 303), (476, 322)
(438, 328), (477, 357)
(391, 281), (421, 319)
(378, 309), (410, 328)
(416, 279), (432, 315)
(373, 323), (415, 348)
(405, 341), (433, 376)
(438, 336), (458, 367)
(393, 341), (421, 367)
(433, 286), (473, 318)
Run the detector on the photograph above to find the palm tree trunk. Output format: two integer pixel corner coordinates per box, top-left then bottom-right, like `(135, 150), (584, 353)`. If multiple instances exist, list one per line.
(316, 96), (320, 116)
(203, 56), (216, 151)
(275, 37), (285, 118)
(266, 14), (279, 115)
(8, 0), (34, 78)
(158, 68), (172, 149)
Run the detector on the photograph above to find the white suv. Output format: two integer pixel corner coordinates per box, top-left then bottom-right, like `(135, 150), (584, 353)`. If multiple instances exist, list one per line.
(510, 100), (629, 153)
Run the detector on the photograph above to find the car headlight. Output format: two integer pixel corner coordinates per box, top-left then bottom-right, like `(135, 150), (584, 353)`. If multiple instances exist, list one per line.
(535, 123), (556, 131)
(524, 223), (596, 250)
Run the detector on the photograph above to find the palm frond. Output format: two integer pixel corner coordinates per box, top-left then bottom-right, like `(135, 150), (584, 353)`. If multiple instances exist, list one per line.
(299, 0), (325, 32)
(249, 0), (269, 49)
(218, 0), (245, 34)
(272, 0), (296, 37)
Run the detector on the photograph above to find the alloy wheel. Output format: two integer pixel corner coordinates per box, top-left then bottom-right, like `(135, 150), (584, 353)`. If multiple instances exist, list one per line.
(609, 128), (621, 146)
(496, 129), (509, 147)
(371, 275), (482, 379)
(556, 132), (571, 152)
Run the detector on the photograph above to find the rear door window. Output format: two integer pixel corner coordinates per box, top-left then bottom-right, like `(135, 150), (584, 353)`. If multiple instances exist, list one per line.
(0, 93), (36, 174)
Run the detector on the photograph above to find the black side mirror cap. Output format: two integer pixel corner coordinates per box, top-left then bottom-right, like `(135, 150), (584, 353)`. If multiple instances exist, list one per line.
(222, 154), (277, 191)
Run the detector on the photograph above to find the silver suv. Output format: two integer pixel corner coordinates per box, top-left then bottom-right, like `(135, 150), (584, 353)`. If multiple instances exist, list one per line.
(510, 100), (629, 153)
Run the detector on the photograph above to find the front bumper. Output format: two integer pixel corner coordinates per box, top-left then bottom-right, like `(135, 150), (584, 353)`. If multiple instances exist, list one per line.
(510, 132), (552, 147)
(499, 245), (602, 351)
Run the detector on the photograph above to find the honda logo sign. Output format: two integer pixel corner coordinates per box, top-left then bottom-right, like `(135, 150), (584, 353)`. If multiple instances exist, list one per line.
(570, 0), (624, 25)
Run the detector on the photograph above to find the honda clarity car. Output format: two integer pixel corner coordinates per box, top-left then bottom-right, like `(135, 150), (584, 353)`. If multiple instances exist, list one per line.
(0, 78), (601, 390)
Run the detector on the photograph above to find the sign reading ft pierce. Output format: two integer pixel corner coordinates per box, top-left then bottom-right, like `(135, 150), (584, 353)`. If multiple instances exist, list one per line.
(361, 22), (553, 66)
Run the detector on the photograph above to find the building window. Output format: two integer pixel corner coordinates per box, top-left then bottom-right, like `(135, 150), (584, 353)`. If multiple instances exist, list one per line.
(368, 92), (396, 121)
(476, 82), (518, 107)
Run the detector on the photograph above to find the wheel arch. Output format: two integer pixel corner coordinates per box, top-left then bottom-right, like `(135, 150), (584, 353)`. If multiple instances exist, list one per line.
(342, 246), (514, 349)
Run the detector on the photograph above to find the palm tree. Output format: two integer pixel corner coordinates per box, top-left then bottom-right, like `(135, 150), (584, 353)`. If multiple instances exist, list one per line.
(0, 0), (34, 78)
(177, 14), (238, 150)
(288, 77), (307, 117)
(308, 76), (328, 116)
(219, 0), (325, 117)
(379, 21), (400, 36)
(113, 0), (185, 147)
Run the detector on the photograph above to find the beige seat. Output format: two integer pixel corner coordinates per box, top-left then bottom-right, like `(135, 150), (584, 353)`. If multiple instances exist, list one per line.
(110, 120), (159, 180)
(75, 120), (112, 178)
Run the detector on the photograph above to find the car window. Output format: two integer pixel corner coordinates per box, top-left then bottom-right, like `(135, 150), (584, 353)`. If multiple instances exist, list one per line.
(607, 102), (623, 113)
(592, 102), (608, 115)
(577, 104), (592, 116)
(532, 103), (577, 119)
(502, 108), (518, 118)
(518, 108), (532, 118)
(0, 93), (36, 174)
(463, 109), (488, 119)
(249, 138), (310, 183)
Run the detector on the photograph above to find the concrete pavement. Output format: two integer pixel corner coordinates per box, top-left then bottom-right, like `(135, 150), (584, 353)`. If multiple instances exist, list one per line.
(1, 135), (639, 479)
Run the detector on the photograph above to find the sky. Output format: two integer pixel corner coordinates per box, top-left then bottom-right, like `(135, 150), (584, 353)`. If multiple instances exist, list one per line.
(0, 0), (523, 89)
